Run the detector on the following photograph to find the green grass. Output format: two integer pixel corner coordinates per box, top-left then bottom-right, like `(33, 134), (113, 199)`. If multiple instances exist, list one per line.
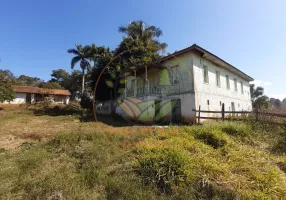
(0, 107), (286, 199)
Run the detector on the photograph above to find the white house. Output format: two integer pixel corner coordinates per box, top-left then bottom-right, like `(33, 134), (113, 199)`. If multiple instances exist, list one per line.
(2, 86), (71, 105)
(112, 44), (254, 123)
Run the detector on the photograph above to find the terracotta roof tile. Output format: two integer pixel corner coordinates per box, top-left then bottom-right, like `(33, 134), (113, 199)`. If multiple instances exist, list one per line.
(13, 86), (71, 96)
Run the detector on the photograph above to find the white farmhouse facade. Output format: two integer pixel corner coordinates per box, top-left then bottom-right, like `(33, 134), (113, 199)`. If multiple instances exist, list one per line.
(113, 44), (253, 124)
(1, 86), (71, 105)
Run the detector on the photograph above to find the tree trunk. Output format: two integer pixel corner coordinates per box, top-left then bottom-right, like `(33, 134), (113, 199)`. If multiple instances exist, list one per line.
(82, 69), (85, 95)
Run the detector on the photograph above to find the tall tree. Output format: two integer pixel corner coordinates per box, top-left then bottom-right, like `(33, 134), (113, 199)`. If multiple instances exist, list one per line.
(118, 20), (167, 50)
(116, 20), (167, 64)
(250, 84), (269, 109)
(100, 21), (168, 101)
(67, 45), (93, 95)
(0, 72), (15, 103)
(50, 69), (70, 89)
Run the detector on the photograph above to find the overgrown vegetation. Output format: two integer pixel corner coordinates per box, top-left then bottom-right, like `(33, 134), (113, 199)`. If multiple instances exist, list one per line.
(1, 108), (286, 199)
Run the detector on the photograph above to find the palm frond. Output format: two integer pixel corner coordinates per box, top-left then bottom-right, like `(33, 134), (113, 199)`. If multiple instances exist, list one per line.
(118, 26), (128, 33)
(67, 49), (80, 55)
(146, 26), (163, 37)
(71, 56), (81, 69)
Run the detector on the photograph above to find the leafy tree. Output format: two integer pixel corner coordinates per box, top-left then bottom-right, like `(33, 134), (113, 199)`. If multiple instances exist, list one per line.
(67, 45), (93, 95)
(98, 21), (168, 102)
(89, 46), (115, 101)
(0, 69), (17, 82)
(17, 75), (42, 86)
(50, 69), (70, 88)
(48, 69), (82, 100)
(250, 84), (269, 109)
(270, 98), (281, 108)
(69, 70), (83, 100)
(0, 72), (15, 102)
(38, 81), (64, 89)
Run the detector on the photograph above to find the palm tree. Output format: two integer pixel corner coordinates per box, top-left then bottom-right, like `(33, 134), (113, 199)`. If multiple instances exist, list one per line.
(90, 44), (113, 68)
(118, 20), (167, 52)
(67, 45), (92, 95)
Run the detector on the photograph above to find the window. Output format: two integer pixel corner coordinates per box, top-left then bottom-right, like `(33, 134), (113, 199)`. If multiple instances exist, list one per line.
(170, 65), (180, 84)
(207, 100), (210, 105)
(203, 65), (209, 83)
(226, 75), (230, 89)
(216, 71), (221, 87)
(240, 81), (244, 94)
(234, 78), (238, 92)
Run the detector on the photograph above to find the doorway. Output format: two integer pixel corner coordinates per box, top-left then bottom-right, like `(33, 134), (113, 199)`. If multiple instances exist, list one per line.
(172, 99), (181, 123)
(26, 93), (31, 104)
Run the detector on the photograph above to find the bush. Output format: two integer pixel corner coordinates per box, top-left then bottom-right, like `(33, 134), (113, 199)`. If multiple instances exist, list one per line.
(135, 148), (192, 193)
(80, 93), (93, 110)
(37, 97), (53, 108)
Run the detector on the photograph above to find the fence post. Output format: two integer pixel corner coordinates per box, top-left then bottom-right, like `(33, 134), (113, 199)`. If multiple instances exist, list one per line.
(255, 105), (259, 122)
(222, 103), (225, 121)
(198, 105), (201, 124)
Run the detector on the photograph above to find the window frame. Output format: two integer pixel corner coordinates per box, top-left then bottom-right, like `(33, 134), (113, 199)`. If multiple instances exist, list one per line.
(240, 81), (244, 94)
(226, 75), (230, 90)
(203, 65), (209, 84)
(170, 65), (180, 84)
(216, 71), (221, 87)
(234, 78), (238, 92)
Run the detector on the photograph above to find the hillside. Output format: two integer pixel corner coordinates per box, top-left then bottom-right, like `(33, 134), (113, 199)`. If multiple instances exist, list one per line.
(0, 106), (286, 199)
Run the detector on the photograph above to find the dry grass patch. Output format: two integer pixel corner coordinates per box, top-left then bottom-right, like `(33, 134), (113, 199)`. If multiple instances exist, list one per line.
(1, 108), (286, 199)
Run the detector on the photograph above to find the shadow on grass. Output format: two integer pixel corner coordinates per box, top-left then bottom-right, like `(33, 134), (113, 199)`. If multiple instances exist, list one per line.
(32, 106), (82, 117)
(80, 114), (134, 127)
(31, 106), (182, 127)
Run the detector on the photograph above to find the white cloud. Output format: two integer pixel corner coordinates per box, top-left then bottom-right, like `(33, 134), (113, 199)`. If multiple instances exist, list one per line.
(250, 80), (273, 87)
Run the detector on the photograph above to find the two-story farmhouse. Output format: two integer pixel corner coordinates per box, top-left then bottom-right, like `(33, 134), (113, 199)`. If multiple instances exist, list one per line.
(115, 44), (254, 124)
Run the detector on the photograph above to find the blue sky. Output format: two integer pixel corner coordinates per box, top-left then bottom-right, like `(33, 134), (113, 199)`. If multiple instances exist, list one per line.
(0, 0), (285, 99)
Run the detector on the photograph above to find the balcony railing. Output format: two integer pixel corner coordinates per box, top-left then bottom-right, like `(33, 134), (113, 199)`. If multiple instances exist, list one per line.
(125, 85), (182, 97)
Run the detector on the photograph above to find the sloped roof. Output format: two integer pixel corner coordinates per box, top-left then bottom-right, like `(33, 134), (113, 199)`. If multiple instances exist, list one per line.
(154, 44), (254, 81)
(13, 86), (71, 96)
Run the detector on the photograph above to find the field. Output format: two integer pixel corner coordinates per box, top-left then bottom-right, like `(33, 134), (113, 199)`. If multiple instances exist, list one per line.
(1, 105), (286, 199)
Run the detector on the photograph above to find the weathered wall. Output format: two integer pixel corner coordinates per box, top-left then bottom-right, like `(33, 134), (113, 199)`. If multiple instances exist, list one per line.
(168, 93), (196, 123)
(192, 53), (252, 118)
(2, 93), (26, 104)
(1, 93), (70, 105)
(161, 52), (194, 93)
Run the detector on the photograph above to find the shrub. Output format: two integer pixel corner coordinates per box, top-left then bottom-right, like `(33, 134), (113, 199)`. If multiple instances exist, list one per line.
(135, 148), (192, 193)
(80, 93), (93, 110)
(38, 97), (53, 108)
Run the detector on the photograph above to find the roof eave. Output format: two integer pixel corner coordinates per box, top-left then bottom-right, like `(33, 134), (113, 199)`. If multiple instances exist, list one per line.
(154, 44), (254, 82)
